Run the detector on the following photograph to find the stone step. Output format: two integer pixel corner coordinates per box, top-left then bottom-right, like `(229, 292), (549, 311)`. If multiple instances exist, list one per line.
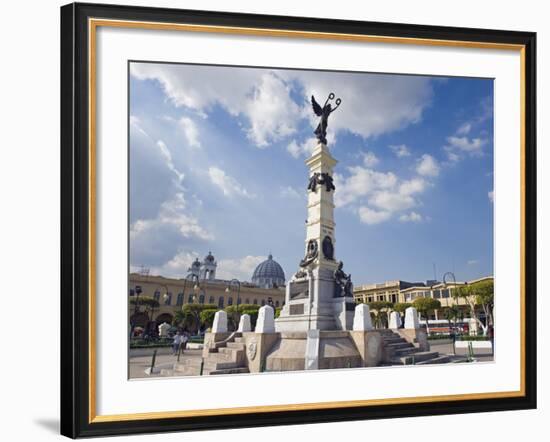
(415, 355), (451, 365)
(394, 351), (440, 365)
(382, 337), (405, 344)
(385, 342), (414, 350)
(393, 347), (423, 356)
(203, 359), (239, 370)
(233, 337), (245, 343)
(207, 367), (250, 375)
(218, 347), (244, 358)
(226, 342), (246, 349)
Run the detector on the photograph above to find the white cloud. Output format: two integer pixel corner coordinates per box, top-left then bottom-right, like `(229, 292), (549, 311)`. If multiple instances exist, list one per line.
(488, 190), (494, 202)
(131, 63), (433, 149)
(446, 136), (487, 154)
(289, 70), (433, 140)
(358, 206), (392, 225)
(467, 259), (479, 265)
(131, 192), (214, 242)
(208, 166), (255, 198)
(179, 117), (201, 149)
(149, 251), (199, 278)
(362, 151), (379, 167)
(399, 212), (423, 223)
(280, 186), (302, 199)
(244, 73), (301, 146)
(216, 255), (267, 281)
(369, 190), (415, 212)
(416, 154), (440, 177)
(389, 144), (411, 158)
(334, 166), (397, 207)
(287, 138), (318, 159)
(156, 140), (184, 183)
(399, 177), (428, 196)
(456, 122), (472, 135)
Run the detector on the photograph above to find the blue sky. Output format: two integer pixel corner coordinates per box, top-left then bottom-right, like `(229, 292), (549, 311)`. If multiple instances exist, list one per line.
(129, 62), (494, 285)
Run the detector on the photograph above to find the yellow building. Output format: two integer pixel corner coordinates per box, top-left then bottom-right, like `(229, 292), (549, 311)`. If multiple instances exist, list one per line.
(129, 252), (286, 329)
(353, 276), (494, 321)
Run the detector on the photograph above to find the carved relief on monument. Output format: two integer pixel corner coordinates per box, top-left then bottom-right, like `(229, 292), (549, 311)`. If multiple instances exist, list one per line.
(322, 235), (334, 260)
(299, 239), (318, 267)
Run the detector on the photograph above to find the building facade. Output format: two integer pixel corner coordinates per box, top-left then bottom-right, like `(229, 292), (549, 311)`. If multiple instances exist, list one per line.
(129, 252), (286, 328)
(353, 276), (494, 321)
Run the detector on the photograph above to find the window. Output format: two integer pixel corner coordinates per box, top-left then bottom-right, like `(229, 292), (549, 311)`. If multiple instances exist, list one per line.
(253, 299), (258, 305)
(228, 297), (233, 306)
(433, 290), (441, 299)
(199, 294), (205, 304)
(153, 291), (160, 302)
(176, 293), (184, 306)
(245, 298), (250, 304)
(209, 296), (215, 304)
(261, 299), (266, 306)
(164, 293), (172, 305)
(188, 293), (194, 303)
(237, 298), (242, 305)
(218, 297), (224, 308)
(442, 289), (450, 298)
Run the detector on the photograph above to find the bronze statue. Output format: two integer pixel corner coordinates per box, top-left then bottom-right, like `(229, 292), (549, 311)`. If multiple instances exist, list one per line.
(334, 261), (353, 297)
(311, 93), (342, 144)
(307, 172), (336, 193)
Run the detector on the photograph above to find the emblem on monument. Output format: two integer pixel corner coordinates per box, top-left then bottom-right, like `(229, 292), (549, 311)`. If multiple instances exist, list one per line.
(247, 340), (258, 361)
(307, 172), (336, 192)
(299, 239), (318, 268)
(322, 235), (334, 260)
(311, 93), (342, 144)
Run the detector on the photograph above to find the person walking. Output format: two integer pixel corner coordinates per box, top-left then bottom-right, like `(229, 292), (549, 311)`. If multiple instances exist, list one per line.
(172, 331), (184, 356)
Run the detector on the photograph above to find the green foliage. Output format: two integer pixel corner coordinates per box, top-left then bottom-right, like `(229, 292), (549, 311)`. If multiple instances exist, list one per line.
(412, 297), (441, 315)
(393, 302), (412, 313)
(130, 296), (160, 309)
(443, 305), (463, 322)
(241, 308), (259, 328)
(367, 301), (393, 328)
(367, 301), (394, 312)
(275, 307), (281, 319)
(199, 309), (217, 329)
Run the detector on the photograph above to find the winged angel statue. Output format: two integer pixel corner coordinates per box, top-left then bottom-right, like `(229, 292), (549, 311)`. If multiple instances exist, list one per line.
(311, 93), (342, 144)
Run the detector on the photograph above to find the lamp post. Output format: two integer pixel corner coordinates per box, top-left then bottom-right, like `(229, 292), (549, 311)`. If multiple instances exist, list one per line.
(225, 278), (241, 306)
(129, 285), (142, 339)
(442, 271), (457, 354)
(182, 273), (200, 304)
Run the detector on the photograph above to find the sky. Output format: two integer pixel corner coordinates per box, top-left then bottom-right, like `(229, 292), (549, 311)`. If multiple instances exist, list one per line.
(129, 61), (494, 286)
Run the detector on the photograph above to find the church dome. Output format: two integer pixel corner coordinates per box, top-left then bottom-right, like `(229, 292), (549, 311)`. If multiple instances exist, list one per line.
(252, 254), (285, 289)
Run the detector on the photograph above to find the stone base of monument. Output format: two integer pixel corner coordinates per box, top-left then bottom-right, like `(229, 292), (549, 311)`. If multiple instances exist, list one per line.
(265, 331), (371, 372)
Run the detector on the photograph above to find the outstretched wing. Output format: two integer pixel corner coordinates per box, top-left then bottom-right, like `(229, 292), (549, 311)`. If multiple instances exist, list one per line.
(311, 95), (323, 116)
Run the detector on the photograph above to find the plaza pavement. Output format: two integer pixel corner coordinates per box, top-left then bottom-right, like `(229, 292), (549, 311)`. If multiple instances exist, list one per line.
(128, 342), (493, 379)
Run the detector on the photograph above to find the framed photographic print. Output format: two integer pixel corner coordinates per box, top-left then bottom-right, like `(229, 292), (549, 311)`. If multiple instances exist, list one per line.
(60, 2), (537, 438)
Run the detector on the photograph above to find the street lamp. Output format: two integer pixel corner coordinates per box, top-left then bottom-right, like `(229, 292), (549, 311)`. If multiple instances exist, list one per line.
(442, 272), (458, 354)
(225, 278), (241, 306)
(130, 285), (142, 339)
(182, 273), (201, 304)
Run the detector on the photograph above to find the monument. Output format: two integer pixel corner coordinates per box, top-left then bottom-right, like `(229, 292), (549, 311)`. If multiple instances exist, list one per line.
(276, 93), (356, 332)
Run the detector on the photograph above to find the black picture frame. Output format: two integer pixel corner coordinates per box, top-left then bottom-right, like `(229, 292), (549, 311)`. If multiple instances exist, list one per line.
(61, 2), (537, 438)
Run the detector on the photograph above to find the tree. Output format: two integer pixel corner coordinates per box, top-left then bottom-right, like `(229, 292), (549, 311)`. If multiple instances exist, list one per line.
(367, 301), (394, 328)
(443, 305), (463, 334)
(173, 303), (217, 334)
(199, 309), (217, 330)
(224, 304), (261, 331)
(455, 279), (494, 336)
(412, 297), (441, 334)
(130, 296), (160, 321)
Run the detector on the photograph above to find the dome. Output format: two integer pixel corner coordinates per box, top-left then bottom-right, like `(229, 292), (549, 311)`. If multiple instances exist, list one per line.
(204, 251), (215, 263)
(252, 254), (285, 289)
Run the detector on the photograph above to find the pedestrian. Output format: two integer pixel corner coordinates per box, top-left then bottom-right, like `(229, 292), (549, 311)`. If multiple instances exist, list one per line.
(172, 331), (183, 355)
(181, 332), (189, 354)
